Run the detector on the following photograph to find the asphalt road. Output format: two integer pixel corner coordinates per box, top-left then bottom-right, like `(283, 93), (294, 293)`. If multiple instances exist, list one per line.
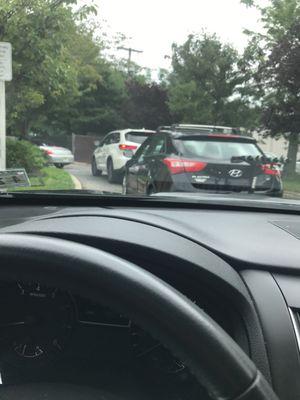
(65, 162), (122, 193)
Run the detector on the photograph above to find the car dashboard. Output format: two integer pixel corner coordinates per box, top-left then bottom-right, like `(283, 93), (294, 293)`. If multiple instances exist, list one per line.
(0, 202), (299, 399)
(0, 278), (239, 399)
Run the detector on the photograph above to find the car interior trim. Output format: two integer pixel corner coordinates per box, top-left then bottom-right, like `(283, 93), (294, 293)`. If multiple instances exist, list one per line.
(288, 308), (300, 354)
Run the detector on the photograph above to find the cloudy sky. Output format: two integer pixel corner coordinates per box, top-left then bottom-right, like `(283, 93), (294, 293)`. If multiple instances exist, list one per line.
(95, 0), (268, 71)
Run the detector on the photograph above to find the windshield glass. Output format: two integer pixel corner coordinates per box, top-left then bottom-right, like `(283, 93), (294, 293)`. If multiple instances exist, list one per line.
(125, 132), (153, 144)
(0, 0), (299, 202)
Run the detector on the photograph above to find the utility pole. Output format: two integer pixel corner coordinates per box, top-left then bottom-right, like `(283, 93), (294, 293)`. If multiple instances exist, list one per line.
(0, 42), (12, 170)
(0, 81), (5, 170)
(117, 46), (143, 75)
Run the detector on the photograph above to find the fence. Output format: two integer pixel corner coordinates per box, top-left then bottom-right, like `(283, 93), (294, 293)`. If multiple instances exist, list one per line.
(72, 133), (104, 163)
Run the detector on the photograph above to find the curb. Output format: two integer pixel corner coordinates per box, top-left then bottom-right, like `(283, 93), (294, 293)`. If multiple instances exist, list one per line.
(70, 173), (82, 190)
(284, 191), (300, 200)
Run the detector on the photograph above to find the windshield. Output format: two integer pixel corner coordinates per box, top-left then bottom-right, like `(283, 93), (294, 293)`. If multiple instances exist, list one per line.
(1, 0), (299, 202)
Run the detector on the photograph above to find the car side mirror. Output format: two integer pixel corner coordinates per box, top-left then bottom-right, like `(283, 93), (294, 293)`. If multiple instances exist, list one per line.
(94, 140), (100, 147)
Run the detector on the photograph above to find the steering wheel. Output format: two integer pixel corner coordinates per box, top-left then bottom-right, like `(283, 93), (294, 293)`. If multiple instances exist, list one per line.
(0, 234), (278, 400)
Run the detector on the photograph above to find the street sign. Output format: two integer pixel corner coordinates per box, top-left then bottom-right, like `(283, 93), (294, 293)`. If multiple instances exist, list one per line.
(0, 42), (11, 170)
(0, 169), (30, 189)
(0, 42), (12, 81)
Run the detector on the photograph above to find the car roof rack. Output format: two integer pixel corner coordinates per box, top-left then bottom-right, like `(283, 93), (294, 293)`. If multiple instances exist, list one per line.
(171, 124), (243, 134)
(157, 124), (252, 138)
(156, 126), (171, 133)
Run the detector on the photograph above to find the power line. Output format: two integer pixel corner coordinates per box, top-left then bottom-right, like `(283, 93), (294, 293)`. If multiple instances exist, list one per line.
(117, 46), (143, 75)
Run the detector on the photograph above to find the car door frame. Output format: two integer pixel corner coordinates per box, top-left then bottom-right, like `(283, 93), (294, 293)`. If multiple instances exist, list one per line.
(137, 134), (167, 194)
(94, 136), (107, 170)
(107, 131), (121, 169)
(126, 137), (153, 194)
(97, 133), (114, 171)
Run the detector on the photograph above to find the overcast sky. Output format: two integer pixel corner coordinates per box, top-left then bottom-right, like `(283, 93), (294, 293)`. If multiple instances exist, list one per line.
(94, 0), (268, 72)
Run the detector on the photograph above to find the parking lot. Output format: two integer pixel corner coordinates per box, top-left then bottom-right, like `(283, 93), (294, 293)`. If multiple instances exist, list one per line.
(65, 163), (122, 193)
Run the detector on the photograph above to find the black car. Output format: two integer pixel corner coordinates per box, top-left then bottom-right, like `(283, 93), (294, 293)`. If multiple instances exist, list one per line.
(123, 129), (283, 196)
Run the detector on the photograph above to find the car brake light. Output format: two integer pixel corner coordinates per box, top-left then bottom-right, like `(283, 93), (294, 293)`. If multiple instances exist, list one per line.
(119, 144), (137, 151)
(163, 158), (207, 174)
(260, 163), (281, 176)
(45, 149), (53, 155)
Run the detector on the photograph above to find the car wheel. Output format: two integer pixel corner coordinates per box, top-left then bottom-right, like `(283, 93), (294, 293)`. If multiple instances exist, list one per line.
(107, 158), (117, 183)
(91, 158), (102, 177)
(55, 163), (64, 169)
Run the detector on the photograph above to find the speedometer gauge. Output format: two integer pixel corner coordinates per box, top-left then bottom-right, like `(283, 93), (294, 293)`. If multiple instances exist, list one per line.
(0, 282), (75, 369)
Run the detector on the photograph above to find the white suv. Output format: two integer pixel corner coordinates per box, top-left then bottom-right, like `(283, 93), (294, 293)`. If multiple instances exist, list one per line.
(91, 129), (155, 182)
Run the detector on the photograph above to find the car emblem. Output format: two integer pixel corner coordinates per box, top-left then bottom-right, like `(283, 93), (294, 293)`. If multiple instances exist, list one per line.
(228, 169), (243, 178)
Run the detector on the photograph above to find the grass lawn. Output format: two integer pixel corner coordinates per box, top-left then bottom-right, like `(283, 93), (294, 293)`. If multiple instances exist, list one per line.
(283, 175), (300, 193)
(11, 166), (75, 191)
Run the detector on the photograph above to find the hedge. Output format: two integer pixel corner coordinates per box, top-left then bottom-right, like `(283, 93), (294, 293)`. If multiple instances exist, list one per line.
(6, 138), (47, 173)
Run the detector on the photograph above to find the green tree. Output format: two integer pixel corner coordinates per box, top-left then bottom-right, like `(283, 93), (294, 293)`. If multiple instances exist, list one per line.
(0, 0), (97, 136)
(68, 60), (128, 135)
(168, 33), (257, 129)
(241, 0), (300, 176)
(35, 16), (133, 138)
(122, 79), (172, 130)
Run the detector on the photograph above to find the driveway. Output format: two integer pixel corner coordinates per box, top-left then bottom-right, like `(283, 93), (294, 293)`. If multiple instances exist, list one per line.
(65, 162), (122, 193)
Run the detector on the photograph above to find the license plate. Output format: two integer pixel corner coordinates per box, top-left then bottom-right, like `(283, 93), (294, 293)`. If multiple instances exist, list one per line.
(191, 175), (210, 183)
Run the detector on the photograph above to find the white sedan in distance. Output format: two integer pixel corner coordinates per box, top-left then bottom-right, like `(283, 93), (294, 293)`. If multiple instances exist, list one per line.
(40, 144), (74, 168)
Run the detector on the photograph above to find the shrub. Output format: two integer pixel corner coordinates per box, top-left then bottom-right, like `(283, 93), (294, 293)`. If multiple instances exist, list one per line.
(6, 138), (47, 173)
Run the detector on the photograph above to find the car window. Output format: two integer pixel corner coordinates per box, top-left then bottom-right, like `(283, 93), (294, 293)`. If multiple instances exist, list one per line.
(111, 132), (120, 144)
(132, 137), (153, 163)
(176, 140), (262, 160)
(148, 136), (166, 156)
(104, 133), (119, 145)
(103, 134), (112, 145)
(137, 143), (152, 163)
(125, 131), (153, 144)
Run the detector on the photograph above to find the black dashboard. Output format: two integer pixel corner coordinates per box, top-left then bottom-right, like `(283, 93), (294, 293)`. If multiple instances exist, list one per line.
(0, 202), (300, 399)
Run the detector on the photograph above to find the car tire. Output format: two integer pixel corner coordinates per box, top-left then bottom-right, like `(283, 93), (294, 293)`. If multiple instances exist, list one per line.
(91, 158), (102, 177)
(107, 158), (118, 183)
(55, 163), (64, 169)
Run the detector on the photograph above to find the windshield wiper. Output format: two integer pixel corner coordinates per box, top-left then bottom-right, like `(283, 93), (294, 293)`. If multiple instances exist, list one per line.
(4, 189), (119, 196)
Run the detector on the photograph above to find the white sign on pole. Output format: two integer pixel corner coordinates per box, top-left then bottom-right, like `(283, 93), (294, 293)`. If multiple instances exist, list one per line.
(0, 42), (12, 171)
(0, 82), (6, 170)
(0, 42), (12, 81)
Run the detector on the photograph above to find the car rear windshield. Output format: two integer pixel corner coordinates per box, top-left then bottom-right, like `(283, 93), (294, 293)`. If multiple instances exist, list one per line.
(177, 139), (262, 160)
(126, 132), (153, 144)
